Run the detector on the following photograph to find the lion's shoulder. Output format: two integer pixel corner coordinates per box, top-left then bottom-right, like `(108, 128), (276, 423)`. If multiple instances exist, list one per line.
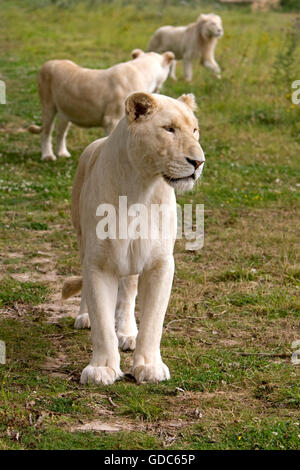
(71, 138), (107, 232)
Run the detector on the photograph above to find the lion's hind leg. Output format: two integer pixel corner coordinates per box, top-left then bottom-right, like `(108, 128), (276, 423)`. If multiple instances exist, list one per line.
(38, 65), (57, 161)
(56, 115), (71, 158)
(40, 104), (57, 161)
(74, 286), (90, 329)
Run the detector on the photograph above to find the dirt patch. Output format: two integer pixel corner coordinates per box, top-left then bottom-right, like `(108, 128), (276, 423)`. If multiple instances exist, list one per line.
(0, 124), (27, 134)
(0, 303), (28, 319)
(10, 273), (31, 282)
(41, 291), (80, 322)
(41, 352), (70, 379)
(31, 257), (53, 265)
(71, 421), (127, 433)
(69, 417), (192, 440)
(3, 252), (24, 259)
(0, 246), (81, 321)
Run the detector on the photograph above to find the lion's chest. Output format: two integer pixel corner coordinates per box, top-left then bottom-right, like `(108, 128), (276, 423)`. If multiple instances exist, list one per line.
(84, 173), (177, 277)
(118, 239), (154, 276)
(105, 236), (175, 277)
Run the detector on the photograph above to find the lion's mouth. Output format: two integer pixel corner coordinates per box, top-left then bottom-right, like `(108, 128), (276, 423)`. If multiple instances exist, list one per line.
(162, 174), (195, 185)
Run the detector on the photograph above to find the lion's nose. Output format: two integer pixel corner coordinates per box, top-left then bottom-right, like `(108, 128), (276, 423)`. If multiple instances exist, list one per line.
(186, 157), (204, 170)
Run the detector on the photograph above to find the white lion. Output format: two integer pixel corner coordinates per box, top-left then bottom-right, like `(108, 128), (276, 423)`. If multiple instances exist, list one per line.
(28, 50), (174, 161)
(148, 13), (223, 81)
(62, 91), (205, 385)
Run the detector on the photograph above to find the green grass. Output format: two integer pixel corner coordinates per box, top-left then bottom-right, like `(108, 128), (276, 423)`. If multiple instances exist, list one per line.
(0, 277), (50, 307)
(0, 0), (300, 451)
(182, 419), (300, 450)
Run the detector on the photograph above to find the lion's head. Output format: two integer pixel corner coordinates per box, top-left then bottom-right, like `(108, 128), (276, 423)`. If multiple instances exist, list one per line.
(198, 13), (223, 39)
(125, 92), (205, 192)
(130, 49), (175, 92)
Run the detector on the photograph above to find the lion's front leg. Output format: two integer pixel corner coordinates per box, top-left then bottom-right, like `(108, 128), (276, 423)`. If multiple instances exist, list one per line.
(203, 59), (221, 76)
(132, 257), (174, 384)
(80, 267), (122, 385)
(202, 39), (221, 78)
(203, 58), (221, 77)
(116, 275), (139, 351)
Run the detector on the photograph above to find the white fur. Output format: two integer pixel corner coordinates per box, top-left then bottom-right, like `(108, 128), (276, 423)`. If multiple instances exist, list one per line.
(64, 92), (205, 385)
(74, 313), (90, 330)
(81, 365), (123, 385)
(29, 50), (174, 161)
(148, 13), (223, 81)
(115, 275), (138, 351)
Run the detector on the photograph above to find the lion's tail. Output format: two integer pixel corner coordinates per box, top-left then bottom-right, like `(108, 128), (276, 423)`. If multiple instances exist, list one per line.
(62, 276), (83, 300)
(28, 124), (42, 134)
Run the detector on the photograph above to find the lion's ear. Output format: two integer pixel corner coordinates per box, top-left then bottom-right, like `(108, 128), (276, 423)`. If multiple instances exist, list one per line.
(131, 48), (144, 59)
(163, 51), (175, 65)
(178, 94), (197, 111)
(198, 14), (209, 22)
(125, 92), (157, 123)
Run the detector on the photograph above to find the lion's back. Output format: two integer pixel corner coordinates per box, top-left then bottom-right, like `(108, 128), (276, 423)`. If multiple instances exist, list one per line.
(148, 25), (186, 58)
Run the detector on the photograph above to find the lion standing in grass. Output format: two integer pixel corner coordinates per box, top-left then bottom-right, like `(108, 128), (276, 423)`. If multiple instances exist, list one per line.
(62, 92), (205, 385)
(148, 13), (223, 81)
(28, 50), (174, 161)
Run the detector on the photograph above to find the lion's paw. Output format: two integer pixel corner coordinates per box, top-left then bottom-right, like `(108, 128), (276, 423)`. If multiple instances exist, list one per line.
(80, 365), (123, 385)
(132, 363), (170, 384)
(118, 335), (136, 351)
(74, 313), (90, 329)
(42, 154), (56, 162)
(58, 150), (71, 158)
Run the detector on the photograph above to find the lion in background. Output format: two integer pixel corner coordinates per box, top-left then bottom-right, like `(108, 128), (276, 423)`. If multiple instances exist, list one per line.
(28, 50), (174, 161)
(252, 0), (280, 11)
(148, 13), (223, 81)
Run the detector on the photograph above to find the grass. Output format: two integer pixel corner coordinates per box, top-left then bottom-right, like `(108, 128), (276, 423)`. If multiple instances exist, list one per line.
(0, 277), (50, 307)
(0, 0), (300, 450)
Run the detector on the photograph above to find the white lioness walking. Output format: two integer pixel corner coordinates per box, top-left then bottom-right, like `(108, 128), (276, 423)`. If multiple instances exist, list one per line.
(28, 50), (174, 161)
(148, 13), (223, 81)
(62, 92), (205, 385)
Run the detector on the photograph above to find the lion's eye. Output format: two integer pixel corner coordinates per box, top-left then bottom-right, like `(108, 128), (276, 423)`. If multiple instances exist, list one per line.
(193, 128), (198, 133)
(163, 126), (175, 133)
